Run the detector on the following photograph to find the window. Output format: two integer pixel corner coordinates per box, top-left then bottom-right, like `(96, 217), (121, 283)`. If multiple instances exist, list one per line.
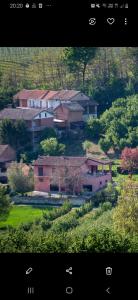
(39, 113), (41, 118)
(50, 185), (59, 192)
(45, 112), (47, 117)
(38, 167), (43, 176)
(83, 185), (93, 192)
(100, 181), (102, 185)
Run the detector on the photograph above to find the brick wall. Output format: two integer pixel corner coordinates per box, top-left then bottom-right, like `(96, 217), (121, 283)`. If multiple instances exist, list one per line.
(41, 117), (54, 127)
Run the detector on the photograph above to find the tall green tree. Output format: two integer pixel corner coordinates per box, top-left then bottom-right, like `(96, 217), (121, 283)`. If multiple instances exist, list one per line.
(0, 119), (31, 150)
(0, 119), (15, 146)
(0, 184), (11, 219)
(63, 47), (97, 89)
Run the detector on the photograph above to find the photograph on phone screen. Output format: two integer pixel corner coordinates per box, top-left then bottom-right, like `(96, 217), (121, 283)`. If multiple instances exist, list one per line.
(0, 46), (137, 254)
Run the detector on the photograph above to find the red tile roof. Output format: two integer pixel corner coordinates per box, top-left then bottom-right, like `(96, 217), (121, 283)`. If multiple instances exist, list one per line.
(34, 156), (111, 167)
(13, 89), (81, 101)
(13, 89), (98, 105)
(34, 156), (86, 167)
(13, 89), (48, 100)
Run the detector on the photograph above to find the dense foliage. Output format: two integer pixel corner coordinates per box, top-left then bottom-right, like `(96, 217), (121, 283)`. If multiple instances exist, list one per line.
(7, 161), (34, 195)
(0, 184), (11, 219)
(0, 180), (137, 253)
(40, 138), (65, 156)
(0, 119), (31, 151)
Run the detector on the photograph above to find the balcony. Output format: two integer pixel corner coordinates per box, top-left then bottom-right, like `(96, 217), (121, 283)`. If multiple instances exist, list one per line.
(85, 171), (111, 177)
(83, 113), (97, 121)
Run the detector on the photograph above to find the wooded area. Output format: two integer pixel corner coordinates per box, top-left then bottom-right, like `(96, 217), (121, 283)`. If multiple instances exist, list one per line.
(0, 47), (138, 113)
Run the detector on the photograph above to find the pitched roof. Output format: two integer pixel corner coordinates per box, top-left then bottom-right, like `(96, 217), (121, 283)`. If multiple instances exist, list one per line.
(34, 156), (86, 167)
(54, 102), (84, 112)
(0, 144), (9, 156)
(13, 89), (82, 101)
(13, 89), (48, 100)
(34, 156), (111, 167)
(0, 108), (50, 121)
(35, 90), (81, 101)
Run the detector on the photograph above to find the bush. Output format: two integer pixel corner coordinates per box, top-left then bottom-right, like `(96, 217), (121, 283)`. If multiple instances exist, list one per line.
(100, 202), (112, 211)
(19, 221), (33, 232)
(85, 118), (103, 139)
(41, 220), (51, 231)
(43, 201), (72, 221)
(99, 138), (112, 154)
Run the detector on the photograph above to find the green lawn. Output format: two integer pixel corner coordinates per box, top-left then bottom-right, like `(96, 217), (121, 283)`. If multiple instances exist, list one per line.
(0, 205), (53, 228)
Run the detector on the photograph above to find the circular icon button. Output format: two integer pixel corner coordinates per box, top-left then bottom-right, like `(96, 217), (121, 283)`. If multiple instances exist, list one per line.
(66, 287), (74, 294)
(89, 18), (96, 25)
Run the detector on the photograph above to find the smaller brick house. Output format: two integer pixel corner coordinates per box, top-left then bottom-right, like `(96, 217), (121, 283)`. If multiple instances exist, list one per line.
(34, 156), (112, 194)
(53, 102), (84, 129)
(0, 144), (16, 183)
(0, 108), (54, 146)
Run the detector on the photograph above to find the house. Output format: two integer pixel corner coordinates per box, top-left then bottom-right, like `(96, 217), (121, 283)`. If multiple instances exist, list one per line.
(0, 144), (16, 183)
(0, 108), (54, 146)
(13, 89), (98, 120)
(34, 156), (112, 194)
(53, 102), (84, 129)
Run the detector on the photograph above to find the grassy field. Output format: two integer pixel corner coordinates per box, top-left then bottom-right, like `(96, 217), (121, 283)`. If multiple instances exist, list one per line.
(0, 205), (53, 228)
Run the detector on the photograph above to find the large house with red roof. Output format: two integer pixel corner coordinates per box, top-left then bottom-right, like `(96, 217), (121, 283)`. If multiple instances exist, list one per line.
(13, 89), (98, 120)
(34, 156), (112, 194)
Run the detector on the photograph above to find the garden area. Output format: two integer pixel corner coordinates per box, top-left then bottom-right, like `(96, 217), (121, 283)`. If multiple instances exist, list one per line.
(0, 205), (53, 229)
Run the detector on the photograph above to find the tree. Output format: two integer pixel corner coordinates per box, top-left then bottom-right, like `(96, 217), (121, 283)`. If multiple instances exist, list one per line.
(14, 120), (30, 150)
(99, 138), (112, 154)
(99, 95), (138, 152)
(7, 161), (34, 195)
(113, 179), (138, 235)
(0, 184), (11, 219)
(39, 127), (57, 142)
(82, 140), (93, 155)
(0, 119), (31, 150)
(63, 47), (97, 89)
(0, 119), (15, 146)
(40, 138), (65, 156)
(85, 117), (102, 139)
(120, 147), (138, 174)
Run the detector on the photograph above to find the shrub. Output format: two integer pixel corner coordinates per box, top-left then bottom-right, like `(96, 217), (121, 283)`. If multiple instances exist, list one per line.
(43, 201), (72, 221)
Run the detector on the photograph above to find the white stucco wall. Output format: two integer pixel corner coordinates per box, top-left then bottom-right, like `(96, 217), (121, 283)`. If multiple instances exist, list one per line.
(34, 111), (53, 119)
